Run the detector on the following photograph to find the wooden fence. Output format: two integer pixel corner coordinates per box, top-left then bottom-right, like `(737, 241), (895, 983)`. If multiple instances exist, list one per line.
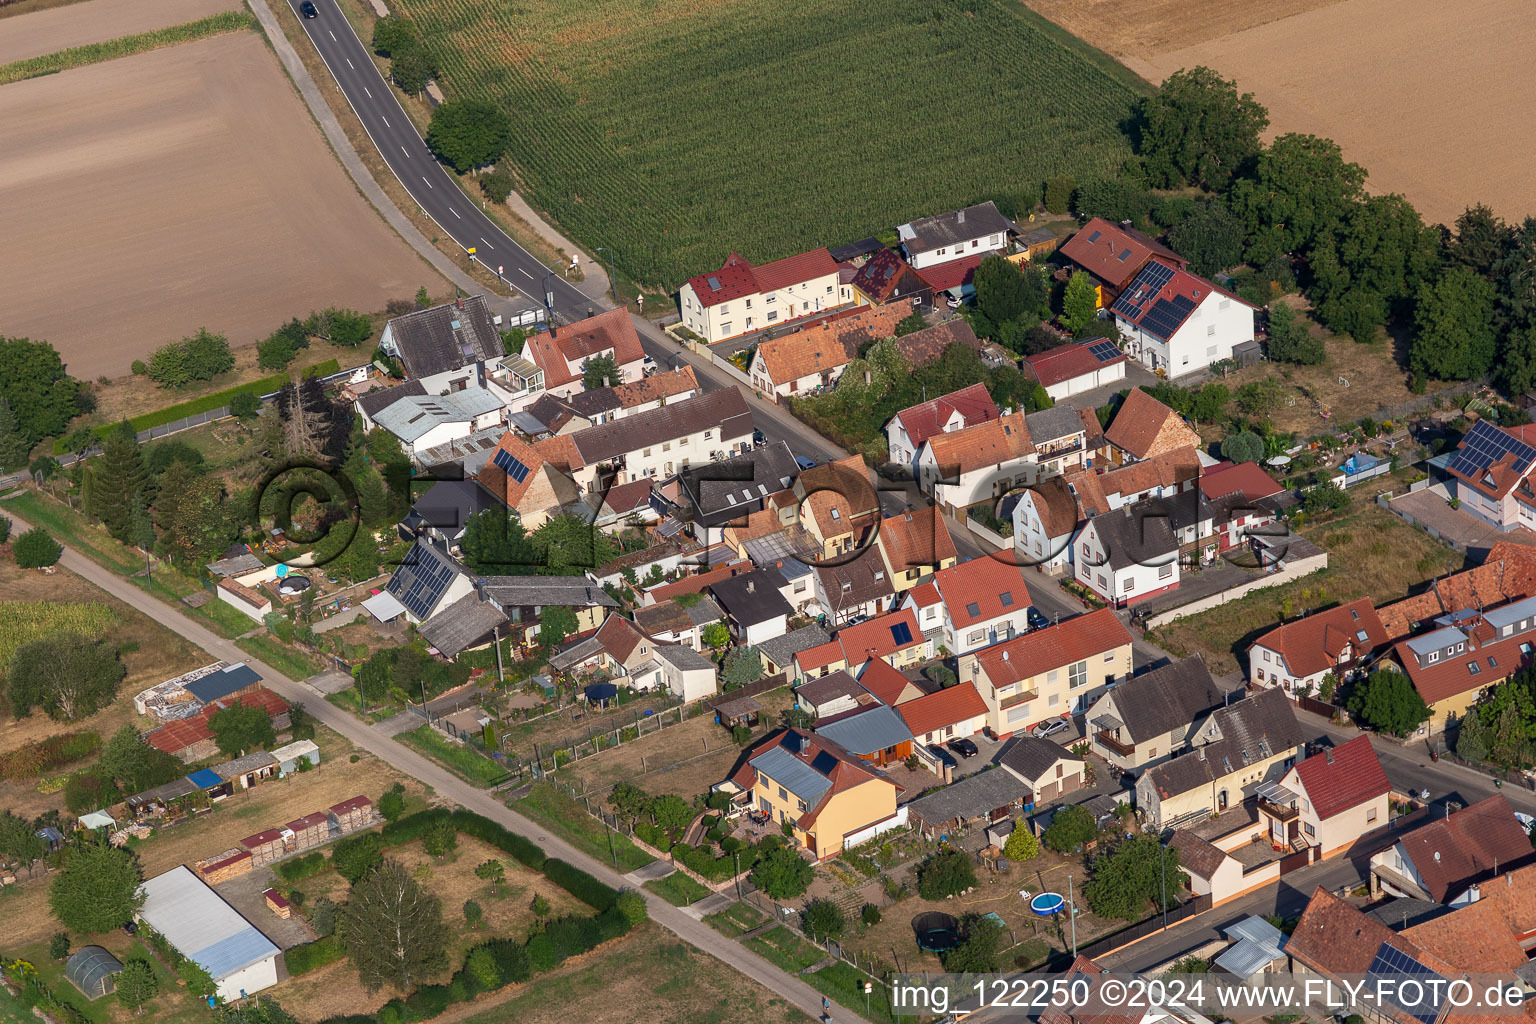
(700, 672), (788, 711)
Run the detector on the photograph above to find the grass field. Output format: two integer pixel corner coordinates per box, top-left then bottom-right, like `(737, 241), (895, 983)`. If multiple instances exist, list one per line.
(509, 781), (654, 872)
(705, 901), (768, 938)
(389, 0), (1147, 287)
(398, 723), (507, 787)
(5, 934), (209, 1024)
(643, 870), (711, 907)
(237, 634), (328, 682)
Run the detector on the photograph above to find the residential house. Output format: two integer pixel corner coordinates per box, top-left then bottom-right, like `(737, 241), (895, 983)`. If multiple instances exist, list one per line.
(477, 575), (618, 645)
(895, 682), (989, 747)
(1201, 460), (1286, 504)
(897, 201), (1016, 271)
(710, 567), (794, 644)
(402, 478), (500, 557)
(475, 431), (583, 529)
(640, 563), (749, 605)
(632, 595), (724, 651)
(555, 388), (754, 490)
(591, 479), (658, 531)
(813, 704), (913, 767)
(812, 545), (898, 627)
(749, 303), (909, 399)
(1371, 794), (1536, 904)
(1445, 418), (1536, 531)
(378, 296), (503, 395)
(1260, 735), (1390, 857)
(1023, 339), (1129, 401)
(1067, 445), (1202, 517)
(652, 644), (718, 702)
(522, 307), (647, 399)
(1057, 217), (1187, 306)
(1011, 475), (1079, 574)
(849, 247), (933, 308)
(679, 248), (843, 344)
(792, 608), (930, 681)
(665, 441), (799, 541)
(1024, 405), (1101, 481)
(547, 615), (657, 682)
(417, 594), (509, 660)
(1037, 955), (1225, 1024)
(756, 624), (832, 676)
(875, 505), (958, 591)
(1375, 539), (1536, 641)
(794, 455), (880, 559)
(905, 769), (1027, 838)
(854, 657), (925, 706)
(1248, 598), (1389, 696)
(962, 607), (1135, 736)
(886, 383), (999, 475)
(383, 538), (478, 625)
(998, 735), (1086, 803)
(722, 728), (905, 859)
(372, 387), (504, 459)
(916, 412), (1036, 513)
(216, 577), (272, 623)
(916, 254), (985, 306)
(1073, 498), (1180, 606)
(901, 556), (1034, 656)
(1111, 258), (1257, 376)
(1085, 656), (1224, 774)
(891, 319), (981, 370)
(1103, 388), (1203, 465)
(517, 366), (701, 435)
(1135, 688), (1304, 829)
(356, 378), (426, 432)
(795, 671), (877, 720)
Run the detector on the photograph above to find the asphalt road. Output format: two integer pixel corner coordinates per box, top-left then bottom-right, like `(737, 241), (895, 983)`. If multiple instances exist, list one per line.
(284, 0), (590, 320)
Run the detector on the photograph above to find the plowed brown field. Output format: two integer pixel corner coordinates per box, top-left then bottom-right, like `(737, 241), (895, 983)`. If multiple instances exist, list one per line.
(0, 0), (239, 64)
(0, 31), (439, 377)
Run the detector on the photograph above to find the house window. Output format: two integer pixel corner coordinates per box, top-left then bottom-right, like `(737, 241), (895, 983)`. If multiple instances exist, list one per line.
(721, 322), (732, 335)
(1000, 591), (1013, 607)
(1121, 578), (1133, 592)
(1366, 806), (1377, 823)
(643, 448), (653, 457)
(1469, 662), (1481, 676)
(966, 602), (980, 617)
(1304, 822), (1316, 837)
(778, 786), (788, 801)
(1048, 693), (1059, 706)
(704, 431), (713, 440)
(746, 299), (753, 309)
(680, 437), (689, 446)
(768, 311), (779, 322)
(1158, 564), (1173, 580)
(1207, 324), (1216, 336)
(1263, 650), (1272, 662)
(720, 304), (730, 314)
(1104, 652), (1115, 663)
(825, 285), (833, 294)
(1069, 661), (1087, 689)
(967, 630), (985, 644)
(1220, 299), (1231, 310)
(1427, 652), (1438, 663)
(802, 302), (809, 312)
(797, 799), (807, 812)
(1097, 574), (1107, 588)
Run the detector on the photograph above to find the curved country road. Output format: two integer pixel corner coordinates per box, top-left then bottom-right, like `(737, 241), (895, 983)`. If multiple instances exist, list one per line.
(5, 511), (854, 1022)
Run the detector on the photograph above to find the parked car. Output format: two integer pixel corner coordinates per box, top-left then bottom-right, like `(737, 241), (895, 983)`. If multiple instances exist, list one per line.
(299, 0), (318, 16)
(927, 744), (957, 769)
(794, 455), (817, 471)
(641, 356), (660, 376)
(946, 737), (980, 759)
(1030, 718), (1069, 739)
(1027, 608), (1051, 631)
(752, 428), (767, 448)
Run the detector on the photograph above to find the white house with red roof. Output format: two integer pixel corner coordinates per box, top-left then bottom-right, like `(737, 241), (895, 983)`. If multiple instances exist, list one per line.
(1110, 258), (1256, 377)
(895, 682), (989, 747)
(885, 382), (999, 473)
(1247, 598), (1388, 696)
(521, 308), (648, 399)
(1443, 418), (1536, 531)
(1262, 735), (1390, 858)
(899, 557), (1034, 656)
(678, 249), (844, 345)
(1023, 339), (1129, 402)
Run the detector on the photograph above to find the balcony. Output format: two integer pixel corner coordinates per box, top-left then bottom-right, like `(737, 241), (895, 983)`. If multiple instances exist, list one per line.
(1259, 798), (1299, 823)
(997, 688), (1038, 710)
(1095, 730), (1136, 757)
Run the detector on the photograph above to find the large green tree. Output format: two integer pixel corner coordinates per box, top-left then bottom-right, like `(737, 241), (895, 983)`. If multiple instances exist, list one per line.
(1502, 326), (1536, 400)
(1227, 134), (1367, 266)
(750, 843), (814, 900)
(1347, 668), (1430, 738)
(0, 337), (83, 444)
(87, 422), (150, 542)
(1264, 301), (1326, 365)
(1411, 266), (1496, 381)
(916, 848), (976, 900)
(1041, 804), (1097, 853)
(973, 255), (1048, 328)
(0, 397), (30, 471)
(7, 632), (124, 721)
(1062, 271), (1100, 337)
(426, 99), (512, 173)
(1446, 204), (1513, 279)
(459, 508), (538, 574)
(1084, 835), (1185, 921)
(48, 841), (144, 934)
(533, 513), (618, 573)
(1494, 217), (1536, 337)
(582, 354), (623, 390)
(942, 914), (1004, 972)
(115, 956), (159, 1015)
(1307, 194), (1440, 342)
(0, 810), (47, 868)
(1134, 66), (1268, 190)
(207, 702), (276, 757)
(1073, 178), (1153, 228)
(1166, 200), (1247, 278)
(160, 475), (239, 563)
(100, 726), (184, 793)
(337, 859), (449, 991)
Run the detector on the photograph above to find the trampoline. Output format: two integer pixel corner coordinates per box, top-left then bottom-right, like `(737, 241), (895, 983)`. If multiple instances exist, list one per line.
(912, 911), (961, 953)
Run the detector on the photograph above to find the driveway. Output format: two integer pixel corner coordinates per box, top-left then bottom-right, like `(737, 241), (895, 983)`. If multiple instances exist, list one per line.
(1388, 486), (1536, 557)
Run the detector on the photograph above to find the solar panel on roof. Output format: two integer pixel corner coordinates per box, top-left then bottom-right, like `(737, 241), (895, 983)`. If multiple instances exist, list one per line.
(890, 621), (913, 645)
(390, 544), (457, 620)
(1087, 339), (1120, 362)
(1366, 942), (1446, 1024)
(1136, 260), (1176, 295)
(492, 448), (531, 484)
(1448, 419), (1536, 479)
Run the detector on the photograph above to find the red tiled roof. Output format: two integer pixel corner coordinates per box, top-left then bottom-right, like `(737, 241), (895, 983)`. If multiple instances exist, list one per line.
(685, 253), (759, 307)
(896, 681), (987, 737)
(1023, 339), (1127, 388)
(1199, 460), (1284, 501)
(754, 247), (839, 293)
(894, 383), (999, 450)
(930, 557), (1032, 629)
(1287, 887), (1407, 975)
(855, 658), (920, 706)
(1292, 735), (1390, 821)
(287, 812), (329, 832)
(850, 247), (931, 304)
(1377, 542), (1536, 641)
(1038, 956), (1140, 1024)
(525, 308), (645, 388)
(1250, 598), (1388, 680)
(599, 479), (653, 516)
(1405, 897), (1532, 974)
(755, 304), (909, 387)
(906, 580), (940, 608)
(729, 728), (901, 832)
(1104, 388), (1202, 460)
(1059, 217), (1185, 291)
(594, 615), (649, 663)
(914, 253), (984, 293)
(478, 430), (553, 506)
(1066, 445), (1201, 517)
(646, 564), (746, 603)
(795, 640), (847, 673)
(892, 320), (980, 368)
(1395, 628), (1533, 706)
(835, 609), (926, 664)
(611, 366), (698, 409)
(925, 411), (1034, 476)
(972, 608), (1133, 685)
(877, 505), (958, 578)
(685, 249), (837, 308)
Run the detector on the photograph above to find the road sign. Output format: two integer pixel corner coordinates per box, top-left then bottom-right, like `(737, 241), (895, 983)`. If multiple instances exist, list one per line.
(467, 247), (477, 255)
(498, 265), (504, 275)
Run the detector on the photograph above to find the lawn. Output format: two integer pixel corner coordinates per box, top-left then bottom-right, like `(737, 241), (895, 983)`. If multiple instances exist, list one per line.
(508, 781), (654, 872)
(398, 723), (507, 787)
(643, 870), (712, 907)
(388, 0), (1146, 287)
(744, 925), (825, 974)
(6, 933), (212, 1024)
(705, 901), (768, 938)
(1151, 496), (1458, 675)
(236, 634), (327, 682)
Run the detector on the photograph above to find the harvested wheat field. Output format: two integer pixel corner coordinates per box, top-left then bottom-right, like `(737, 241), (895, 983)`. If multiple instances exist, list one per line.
(0, 0), (240, 64)
(0, 31), (440, 378)
(1027, 0), (1536, 227)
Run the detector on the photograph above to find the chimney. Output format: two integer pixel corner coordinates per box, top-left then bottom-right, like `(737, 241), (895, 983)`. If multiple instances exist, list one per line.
(1469, 883), (1482, 904)
(1324, 747), (1334, 765)
(457, 296), (464, 309)
(958, 209), (966, 225)
(747, 581), (755, 594)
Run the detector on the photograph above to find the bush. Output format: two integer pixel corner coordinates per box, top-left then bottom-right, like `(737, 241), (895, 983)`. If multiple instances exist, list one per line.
(480, 167), (517, 204)
(423, 819), (458, 856)
(130, 360), (147, 376)
(861, 903), (882, 927)
(284, 934), (345, 975)
(1042, 804), (1097, 853)
(614, 889), (648, 926)
(0, 517), (10, 544)
(146, 329), (233, 388)
(916, 848), (976, 899)
(380, 782), (407, 822)
(542, 858), (619, 911)
(49, 932), (70, 960)
(63, 768), (116, 814)
(274, 851), (327, 883)
(331, 832), (384, 883)
(13, 527), (62, 568)
(800, 898), (846, 942)
(312, 896), (337, 937)
(0, 731), (101, 781)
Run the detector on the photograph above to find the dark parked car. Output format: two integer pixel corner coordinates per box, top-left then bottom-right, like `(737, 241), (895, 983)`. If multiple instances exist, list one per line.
(752, 428), (767, 447)
(794, 455), (817, 471)
(1027, 608), (1051, 631)
(946, 737), (980, 759)
(299, 1), (318, 16)
(927, 744), (957, 769)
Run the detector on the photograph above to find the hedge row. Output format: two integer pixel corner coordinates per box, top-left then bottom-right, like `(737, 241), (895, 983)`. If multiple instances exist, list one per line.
(379, 807), (547, 872)
(0, 731), (101, 781)
(667, 842), (746, 883)
(284, 934), (345, 975)
(274, 851), (327, 883)
(540, 858), (618, 912)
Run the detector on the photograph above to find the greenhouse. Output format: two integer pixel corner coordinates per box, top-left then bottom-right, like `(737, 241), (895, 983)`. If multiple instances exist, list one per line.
(64, 945), (122, 1000)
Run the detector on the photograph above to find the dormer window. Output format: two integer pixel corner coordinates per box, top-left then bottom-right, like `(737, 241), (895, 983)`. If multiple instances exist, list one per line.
(1427, 651), (1439, 663)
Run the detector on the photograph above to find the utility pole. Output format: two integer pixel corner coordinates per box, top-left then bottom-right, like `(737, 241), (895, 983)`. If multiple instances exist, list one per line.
(596, 247), (619, 308)
(1067, 873), (1077, 956)
(1161, 840), (1168, 931)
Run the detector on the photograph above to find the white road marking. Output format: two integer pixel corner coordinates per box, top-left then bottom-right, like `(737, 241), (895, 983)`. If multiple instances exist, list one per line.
(381, 116), (390, 127)
(345, 58), (354, 69)
(401, 145), (409, 156)
(328, 30), (336, 41)
(480, 238), (491, 249)
(423, 177), (433, 189)
(450, 208), (460, 219)
(519, 268), (534, 279)
(364, 86), (372, 98)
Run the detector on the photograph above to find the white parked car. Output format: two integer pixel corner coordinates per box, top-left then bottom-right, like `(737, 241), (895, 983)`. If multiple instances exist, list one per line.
(641, 356), (660, 376)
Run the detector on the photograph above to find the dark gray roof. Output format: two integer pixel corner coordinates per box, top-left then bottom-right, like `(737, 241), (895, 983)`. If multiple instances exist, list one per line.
(205, 553), (265, 576)
(403, 478), (500, 539)
(357, 379), (426, 420)
(418, 594), (509, 657)
(998, 735), (1080, 783)
(828, 237), (884, 262)
(1024, 405), (1086, 445)
(385, 296), (501, 379)
(125, 776), (197, 809)
(210, 751), (278, 780)
(185, 664), (261, 704)
(898, 201), (1016, 254)
(814, 704), (912, 756)
(655, 644), (714, 672)
(633, 595), (723, 635)
(796, 670), (866, 708)
(571, 389), (752, 465)
(1143, 688), (1302, 800)
(523, 392), (592, 434)
(1087, 499), (1179, 571)
(677, 441), (799, 527)
(386, 538), (467, 621)
(756, 624), (832, 669)
(710, 567), (793, 626)
(478, 576), (619, 610)
(906, 768), (1025, 826)
(1106, 656), (1223, 743)
(815, 544), (896, 610)
(750, 744), (831, 806)
(1365, 898), (1453, 932)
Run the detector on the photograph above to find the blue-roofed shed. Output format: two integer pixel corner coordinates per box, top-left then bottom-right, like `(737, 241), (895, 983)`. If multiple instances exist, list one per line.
(814, 705), (914, 765)
(184, 664), (261, 704)
(186, 769), (224, 791)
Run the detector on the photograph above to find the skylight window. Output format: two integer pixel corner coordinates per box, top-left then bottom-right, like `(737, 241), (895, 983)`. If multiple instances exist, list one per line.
(1000, 592), (1013, 607)
(966, 602), (981, 617)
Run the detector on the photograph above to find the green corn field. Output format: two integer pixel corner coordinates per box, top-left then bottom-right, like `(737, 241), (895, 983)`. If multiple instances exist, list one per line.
(391, 0), (1148, 288)
(0, 602), (121, 670)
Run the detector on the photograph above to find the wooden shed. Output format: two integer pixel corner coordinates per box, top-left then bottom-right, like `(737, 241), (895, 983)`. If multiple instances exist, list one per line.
(328, 795), (375, 833)
(240, 828), (288, 866)
(285, 811), (330, 851)
(261, 888), (292, 920)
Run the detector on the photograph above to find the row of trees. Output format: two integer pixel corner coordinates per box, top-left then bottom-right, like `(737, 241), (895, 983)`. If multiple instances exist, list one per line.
(258, 309), (374, 371)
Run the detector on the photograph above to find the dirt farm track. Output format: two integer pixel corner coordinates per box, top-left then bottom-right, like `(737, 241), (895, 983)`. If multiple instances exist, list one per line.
(0, 30), (438, 378)
(1026, 0), (1536, 228)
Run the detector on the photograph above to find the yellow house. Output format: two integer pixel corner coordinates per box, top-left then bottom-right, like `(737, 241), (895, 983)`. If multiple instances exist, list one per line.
(875, 506), (958, 592)
(722, 729), (904, 860)
(1261, 735), (1391, 859)
(1136, 688), (1304, 830)
(1386, 603), (1536, 734)
(794, 456), (879, 560)
(960, 608), (1134, 738)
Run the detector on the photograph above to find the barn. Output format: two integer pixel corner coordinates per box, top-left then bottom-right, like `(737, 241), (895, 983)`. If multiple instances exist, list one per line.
(137, 866), (280, 1001)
